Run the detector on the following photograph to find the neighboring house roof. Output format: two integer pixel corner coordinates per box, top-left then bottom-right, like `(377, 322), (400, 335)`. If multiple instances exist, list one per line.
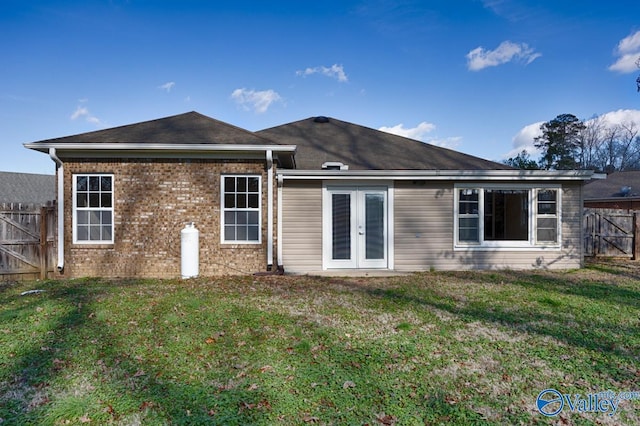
(26, 111), (285, 147)
(0, 171), (55, 204)
(584, 170), (640, 200)
(257, 116), (510, 170)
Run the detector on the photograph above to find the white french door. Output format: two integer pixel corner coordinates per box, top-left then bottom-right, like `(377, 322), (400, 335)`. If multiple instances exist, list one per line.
(324, 186), (388, 269)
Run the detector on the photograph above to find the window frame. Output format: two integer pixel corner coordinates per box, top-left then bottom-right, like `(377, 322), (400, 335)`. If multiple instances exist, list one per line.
(454, 184), (561, 250)
(72, 173), (115, 245)
(220, 174), (262, 244)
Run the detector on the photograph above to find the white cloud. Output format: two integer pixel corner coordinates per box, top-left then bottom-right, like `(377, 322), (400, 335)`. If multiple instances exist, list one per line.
(378, 122), (461, 149)
(70, 105), (102, 126)
(428, 136), (462, 150)
(503, 121), (544, 159)
(609, 30), (640, 73)
(594, 109), (640, 127)
(505, 109), (640, 160)
(230, 88), (282, 114)
(158, 81), (175, 92)
(378, 122), (436, 140)
(296, 64), (348, 82)
(466, 41), (541, 71)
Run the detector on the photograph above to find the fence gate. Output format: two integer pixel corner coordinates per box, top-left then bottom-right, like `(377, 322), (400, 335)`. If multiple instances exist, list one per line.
(584, 208), (639, 258)
(0, 202), (56, 281)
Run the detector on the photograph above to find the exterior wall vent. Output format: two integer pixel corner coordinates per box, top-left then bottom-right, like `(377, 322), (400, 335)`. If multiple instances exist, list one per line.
(322, 161), (348, 170)
(313, 116), (330, 123)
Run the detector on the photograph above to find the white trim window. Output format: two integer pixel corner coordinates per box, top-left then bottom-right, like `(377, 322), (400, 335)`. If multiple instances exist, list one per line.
(454, 185), (561, 249)
(73, 174), (114, 244)
(221, 175), (261, 244)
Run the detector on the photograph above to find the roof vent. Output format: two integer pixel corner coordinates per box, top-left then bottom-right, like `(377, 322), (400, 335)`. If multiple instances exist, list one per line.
(313, 116), (330, 123)
(322, 161), (348, 170)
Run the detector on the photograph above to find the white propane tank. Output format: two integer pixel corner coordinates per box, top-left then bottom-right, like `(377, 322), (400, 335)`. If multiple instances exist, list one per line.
(181, 222), (199, 279)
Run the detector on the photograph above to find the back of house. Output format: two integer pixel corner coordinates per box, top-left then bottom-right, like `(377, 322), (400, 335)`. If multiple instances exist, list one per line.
(24, 112), (594, 278)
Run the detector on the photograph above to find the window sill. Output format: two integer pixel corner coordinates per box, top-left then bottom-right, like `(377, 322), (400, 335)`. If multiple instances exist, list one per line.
(220, 242), (263, 248)
(71, 243), (115, 249)
(454, 243), (561, 251)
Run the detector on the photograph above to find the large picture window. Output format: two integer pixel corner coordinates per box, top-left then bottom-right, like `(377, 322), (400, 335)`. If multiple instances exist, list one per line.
(455, 185), (560, 248)
(222, 175), (261, 243)
(73, 174), (114, 244)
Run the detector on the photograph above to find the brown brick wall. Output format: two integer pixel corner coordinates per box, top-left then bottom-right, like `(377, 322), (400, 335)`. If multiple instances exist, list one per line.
(57, 158), (276, 278)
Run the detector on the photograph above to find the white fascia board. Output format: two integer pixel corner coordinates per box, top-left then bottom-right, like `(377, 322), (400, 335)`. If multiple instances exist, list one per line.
(277, 169), (595, 181)
(24, 142), (297, 153)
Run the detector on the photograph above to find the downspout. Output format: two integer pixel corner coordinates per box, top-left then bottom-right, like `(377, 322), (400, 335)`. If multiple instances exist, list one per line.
(277, 174), (283, 269)
(49, 148), (64, 273)
(266, 150), (274, 270)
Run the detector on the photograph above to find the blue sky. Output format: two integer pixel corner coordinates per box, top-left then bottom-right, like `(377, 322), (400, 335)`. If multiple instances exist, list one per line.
(2, 0), (640, 174)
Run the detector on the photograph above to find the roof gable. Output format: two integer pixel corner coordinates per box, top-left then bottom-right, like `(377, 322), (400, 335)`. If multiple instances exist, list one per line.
(257, 116), (509, 170)
(28, 111), (280, 147)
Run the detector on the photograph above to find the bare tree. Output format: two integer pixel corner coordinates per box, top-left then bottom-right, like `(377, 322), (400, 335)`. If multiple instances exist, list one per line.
(637, 56), (640, 92)
(617, 121), (640, 170)
(578, 115), (606, 169)
(596, 125), (621, 172)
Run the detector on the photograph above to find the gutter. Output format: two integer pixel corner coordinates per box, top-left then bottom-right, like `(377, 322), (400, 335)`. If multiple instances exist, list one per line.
(278, 169), (596, 181)
(266, 150), (274, 270)
(48, 148), (64, 273)
(24, 142), (297, 153)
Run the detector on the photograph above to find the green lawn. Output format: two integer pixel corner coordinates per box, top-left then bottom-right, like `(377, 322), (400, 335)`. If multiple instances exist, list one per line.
(1, 260), (639, 425)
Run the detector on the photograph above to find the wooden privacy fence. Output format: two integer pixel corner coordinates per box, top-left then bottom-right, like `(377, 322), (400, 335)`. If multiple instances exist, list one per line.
(584, 208), (640, 259)
(0, 202), (56, 281)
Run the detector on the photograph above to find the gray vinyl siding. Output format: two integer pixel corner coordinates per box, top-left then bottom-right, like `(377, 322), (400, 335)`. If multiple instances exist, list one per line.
(281, 181), (323, 272)
(394, 182), (454, 270)
(280, 179), (584, 272)
(393, 181), (583, 271)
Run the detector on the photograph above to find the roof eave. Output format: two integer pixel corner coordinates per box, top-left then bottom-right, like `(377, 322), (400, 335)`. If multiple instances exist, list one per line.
(24, 142), (297, 153)
(278, 169), (596, 181)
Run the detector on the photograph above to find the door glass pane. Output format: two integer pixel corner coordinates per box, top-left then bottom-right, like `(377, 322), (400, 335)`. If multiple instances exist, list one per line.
(365, 193), (384, 260)
(332, 194), (351, 260)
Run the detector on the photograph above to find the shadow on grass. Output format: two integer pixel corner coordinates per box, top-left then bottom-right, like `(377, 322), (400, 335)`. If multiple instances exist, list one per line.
(3, 277), (488, 425)
(324, 268), (639, 384)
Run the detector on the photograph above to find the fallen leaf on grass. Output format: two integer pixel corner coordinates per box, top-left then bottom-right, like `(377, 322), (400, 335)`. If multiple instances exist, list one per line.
(247, 383), (259, 391)
(375, 412), (397, 425)
(79, 414), (91, 423)
(139, 401), (155, 411)
(343, 380), (356, 389)
(240, 401), (256, 410)
(260, 365), (274, 373)
(303, 414), (320, 422)
(133, 369), (145, 377)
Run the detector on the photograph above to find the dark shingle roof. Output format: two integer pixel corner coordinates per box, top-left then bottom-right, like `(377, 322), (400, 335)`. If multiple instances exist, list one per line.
(27, 111), (282, 148)
(257, 116), (509, 170)
(584, 171), (640, 199)
(0, 172), (55, 204)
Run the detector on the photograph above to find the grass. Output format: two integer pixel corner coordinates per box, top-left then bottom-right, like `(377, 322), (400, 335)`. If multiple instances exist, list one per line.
(1, 259), (639, 425)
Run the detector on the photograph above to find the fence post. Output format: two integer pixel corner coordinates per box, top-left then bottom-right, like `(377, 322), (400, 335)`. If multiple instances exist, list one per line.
(591, 213), (600, 257)
(633, 212), (640, 261)
(40, 206), (47, 279)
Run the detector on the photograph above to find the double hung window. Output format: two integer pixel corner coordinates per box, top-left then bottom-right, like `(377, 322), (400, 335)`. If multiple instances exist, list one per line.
(222, 175), (261, 243)
(73, 174), (114, 244)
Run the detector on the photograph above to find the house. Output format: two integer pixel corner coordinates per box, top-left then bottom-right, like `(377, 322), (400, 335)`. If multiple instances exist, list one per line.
(584, 170), (640, 210)
(24, 112), (595, 278)
(0, 171), (55, 205)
